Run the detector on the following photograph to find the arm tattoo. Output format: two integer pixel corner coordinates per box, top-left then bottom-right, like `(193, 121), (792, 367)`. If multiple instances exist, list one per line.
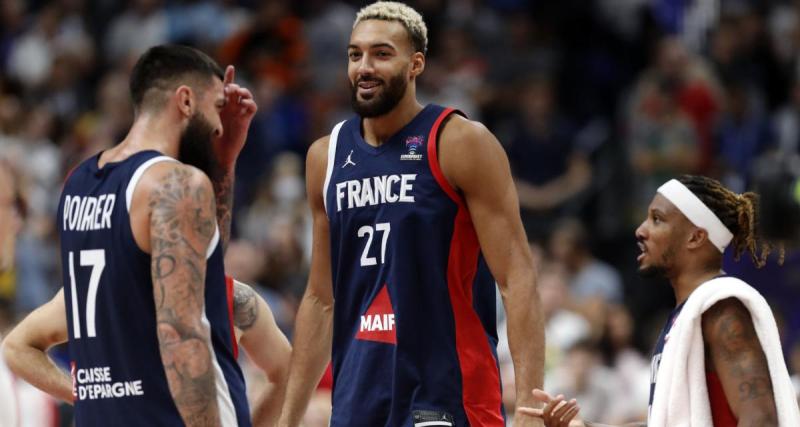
(705, 299), (778, 425)
(211, 168), (233, 252)
(150, 167), (220, 426)
(233, 282), (258, 331)
(712, 304), (773, 401)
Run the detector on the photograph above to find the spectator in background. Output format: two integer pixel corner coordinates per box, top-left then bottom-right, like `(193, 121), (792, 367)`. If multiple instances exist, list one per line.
(627, 67), (699, 220)
(545, 340), (622, 423)
(714, 80), (773, 193)
(507, 76), (592, 241)
(418, 25), (486, 119)
(105, 0), (168, 62)
(627, 36), (720, 175)
(548, 218), (623, 339)
(238, 152), (309, 296)
(0, 159), (23, 299)
(772, 76), (800, 155)
(549, 218), (624, 305)
(0, 105), (61, 314)
(598, 306), (651, 423)
(0, 158), (59, 427)
(60, 69), (132, 170)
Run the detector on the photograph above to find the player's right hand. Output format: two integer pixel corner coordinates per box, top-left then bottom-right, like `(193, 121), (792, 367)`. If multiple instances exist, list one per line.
(516, 389), (583, 427)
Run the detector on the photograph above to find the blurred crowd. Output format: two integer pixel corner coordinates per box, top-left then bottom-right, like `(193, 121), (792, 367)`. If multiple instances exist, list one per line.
(3, 0), (800, 425)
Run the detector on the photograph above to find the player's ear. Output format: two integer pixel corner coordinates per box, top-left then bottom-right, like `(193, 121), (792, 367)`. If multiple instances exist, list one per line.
(409, 52), (425, 79)
(175, 85), (194, 118)
(686, 227), (708, 250)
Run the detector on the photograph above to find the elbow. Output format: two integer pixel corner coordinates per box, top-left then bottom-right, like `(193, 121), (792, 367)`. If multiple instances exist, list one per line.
(1, 335), (22, 373)
(269, 346), (292, 386)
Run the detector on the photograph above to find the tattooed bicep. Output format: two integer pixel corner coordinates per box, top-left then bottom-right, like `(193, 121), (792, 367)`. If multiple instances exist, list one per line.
(233, 280), (258, 331)
(703, 298), (777, 422)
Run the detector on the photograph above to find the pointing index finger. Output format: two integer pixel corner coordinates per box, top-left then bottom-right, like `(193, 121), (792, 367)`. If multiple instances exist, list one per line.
(224, 65), (235, 86)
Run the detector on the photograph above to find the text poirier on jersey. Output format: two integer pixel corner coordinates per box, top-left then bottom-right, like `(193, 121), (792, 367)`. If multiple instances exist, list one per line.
(335, 174), (416, 212)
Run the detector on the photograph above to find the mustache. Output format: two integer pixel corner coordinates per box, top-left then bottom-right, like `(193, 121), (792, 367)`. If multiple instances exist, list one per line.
(356, 76), (384, 85)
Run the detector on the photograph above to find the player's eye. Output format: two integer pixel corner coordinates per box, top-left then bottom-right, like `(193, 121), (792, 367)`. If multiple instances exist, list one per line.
(348, 52), (361, 60)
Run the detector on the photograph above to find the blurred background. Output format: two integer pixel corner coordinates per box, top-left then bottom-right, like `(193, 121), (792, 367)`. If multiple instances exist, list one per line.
(2, 0), (800, 425)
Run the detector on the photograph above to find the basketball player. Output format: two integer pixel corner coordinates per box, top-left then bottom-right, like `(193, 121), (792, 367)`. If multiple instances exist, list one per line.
(2, 44), (257, 426)
(278, 2), (544, 427)
(2, 276), (291, 426)
(519, 175), (796, 427)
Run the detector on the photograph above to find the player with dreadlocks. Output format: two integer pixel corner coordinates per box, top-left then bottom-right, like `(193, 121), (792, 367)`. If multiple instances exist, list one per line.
(520, 175), (800, 427)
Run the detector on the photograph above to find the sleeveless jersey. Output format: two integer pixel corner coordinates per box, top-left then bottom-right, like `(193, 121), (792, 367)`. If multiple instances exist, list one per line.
(648, 299), (736, 426)
(57, 150), (250, 426)
(323, 105), (504, 427)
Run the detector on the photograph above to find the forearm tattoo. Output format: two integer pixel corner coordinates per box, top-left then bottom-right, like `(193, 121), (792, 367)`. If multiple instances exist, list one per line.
(211, 168), (234, 252)
(233, 281), (258, 331)
(150, 167), (219, 426)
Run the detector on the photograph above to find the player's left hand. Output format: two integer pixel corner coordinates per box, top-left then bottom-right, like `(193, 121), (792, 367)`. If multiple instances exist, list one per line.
(214, 65), (258, 169)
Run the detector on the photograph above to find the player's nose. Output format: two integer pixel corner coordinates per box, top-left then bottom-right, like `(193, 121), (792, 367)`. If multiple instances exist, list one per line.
(635, 221), (648, 240)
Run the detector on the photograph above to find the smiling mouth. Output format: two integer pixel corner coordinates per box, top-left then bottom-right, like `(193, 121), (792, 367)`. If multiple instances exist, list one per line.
(357, 80), (382, 95)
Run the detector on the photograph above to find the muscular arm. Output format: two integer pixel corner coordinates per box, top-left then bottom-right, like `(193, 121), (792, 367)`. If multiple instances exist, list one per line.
(702, 298), (778, 427)
(148, 165), (221, 426)
(278, 137), (334, 427)
(439, 116), (545, 421)
(232, 280), (291, 427)
(2, 289), (72, 403)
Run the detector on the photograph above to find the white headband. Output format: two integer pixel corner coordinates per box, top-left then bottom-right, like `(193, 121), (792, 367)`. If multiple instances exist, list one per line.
(657, 179), (733, 253)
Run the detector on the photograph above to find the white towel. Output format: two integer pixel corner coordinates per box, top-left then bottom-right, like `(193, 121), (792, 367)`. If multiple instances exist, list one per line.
(649, 276), (800, 427)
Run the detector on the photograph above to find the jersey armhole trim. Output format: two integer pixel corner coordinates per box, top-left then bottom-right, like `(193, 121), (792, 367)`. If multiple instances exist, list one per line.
(427, 108), (463, 205)
(125, 156), (178, 212)
(322, 121), (346, 215)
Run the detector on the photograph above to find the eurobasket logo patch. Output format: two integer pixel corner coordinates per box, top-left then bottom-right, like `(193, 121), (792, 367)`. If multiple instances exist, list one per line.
(401, 135), (425, 161)
(356, 284), (396, 344)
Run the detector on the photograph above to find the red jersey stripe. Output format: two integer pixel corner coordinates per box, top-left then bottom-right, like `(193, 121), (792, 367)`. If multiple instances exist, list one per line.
(225, 275), (239, 359)
(429, 108), (505, 426)
(427, 108), (462, 204)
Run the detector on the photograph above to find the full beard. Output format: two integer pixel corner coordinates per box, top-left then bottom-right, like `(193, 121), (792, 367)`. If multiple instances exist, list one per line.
(350, 71), (408, 118)
(178, 112), (220, 180)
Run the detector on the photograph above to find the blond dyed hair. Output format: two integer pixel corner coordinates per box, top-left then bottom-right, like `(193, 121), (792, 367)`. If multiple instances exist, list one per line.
(354, 1), (428, 54)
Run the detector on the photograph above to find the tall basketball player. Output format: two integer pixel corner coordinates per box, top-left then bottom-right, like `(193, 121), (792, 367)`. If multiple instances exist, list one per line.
(520, 175), (800, 427)
(2, 45), (257, 426)
(278, 2), (544, 427)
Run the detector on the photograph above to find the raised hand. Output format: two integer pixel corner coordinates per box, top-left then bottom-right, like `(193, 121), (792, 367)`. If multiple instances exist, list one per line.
(214, 65), (258, 168)
(516, 389), (583, 427)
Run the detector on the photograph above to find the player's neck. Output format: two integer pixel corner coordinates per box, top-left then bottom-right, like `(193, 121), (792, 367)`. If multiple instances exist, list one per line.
(670, 264), (723, 305)
(361, 96), (424, 147)
(104, 113), (181, 165)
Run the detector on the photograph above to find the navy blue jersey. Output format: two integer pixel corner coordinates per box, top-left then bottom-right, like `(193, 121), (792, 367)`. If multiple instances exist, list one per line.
(57, 151), (250, 426)
(323, 105), (504, 427)
(648, 301), (685, 418)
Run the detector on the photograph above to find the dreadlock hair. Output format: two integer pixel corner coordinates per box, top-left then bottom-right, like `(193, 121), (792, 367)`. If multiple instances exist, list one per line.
(677, 174), (782, 267)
